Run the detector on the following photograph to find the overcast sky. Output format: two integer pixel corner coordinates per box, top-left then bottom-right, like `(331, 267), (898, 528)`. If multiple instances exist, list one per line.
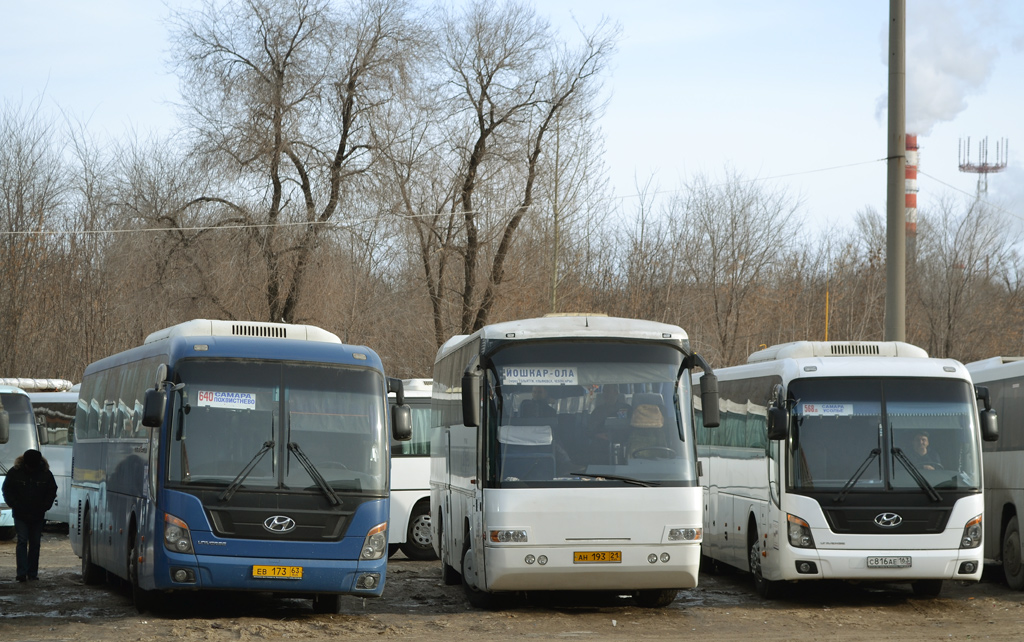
(3, 0), (1023, 235)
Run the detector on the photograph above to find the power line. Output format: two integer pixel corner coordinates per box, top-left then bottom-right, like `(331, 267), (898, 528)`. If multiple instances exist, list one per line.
(0, 156), (899, 238)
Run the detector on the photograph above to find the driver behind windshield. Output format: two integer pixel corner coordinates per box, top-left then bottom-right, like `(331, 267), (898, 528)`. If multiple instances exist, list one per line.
(906, 430), (942, 471)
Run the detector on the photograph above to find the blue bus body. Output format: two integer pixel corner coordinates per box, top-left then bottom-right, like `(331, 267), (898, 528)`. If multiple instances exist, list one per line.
(69, 320), (400, 611)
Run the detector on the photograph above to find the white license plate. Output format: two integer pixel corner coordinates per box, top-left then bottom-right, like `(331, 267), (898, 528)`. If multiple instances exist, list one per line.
(867, 556), (912, 569)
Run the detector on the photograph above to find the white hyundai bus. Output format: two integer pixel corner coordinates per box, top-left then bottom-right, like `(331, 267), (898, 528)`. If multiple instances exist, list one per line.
(430, 314), (720, 608)
(694, 341), (998, 598)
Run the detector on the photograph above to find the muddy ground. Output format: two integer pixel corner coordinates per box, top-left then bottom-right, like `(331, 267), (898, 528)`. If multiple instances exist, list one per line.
(2, 528), (1024, 640)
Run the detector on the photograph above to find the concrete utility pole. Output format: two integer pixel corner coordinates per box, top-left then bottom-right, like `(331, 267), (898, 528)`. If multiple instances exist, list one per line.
(884, 0), (907, 342)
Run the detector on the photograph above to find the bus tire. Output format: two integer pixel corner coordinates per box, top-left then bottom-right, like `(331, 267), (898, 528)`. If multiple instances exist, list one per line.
(0, 526), (14, 541)
(911, 579), (943, 597)
(462, 537), (498, 609)
(81, 511), (105, 585)
(400, 502), (437, 561)
(749, 531), (780, 600)
(439, 517), (460, 585)
(1002, 516), (1024, 590)
(312, 593), (342, 614)
(634, 588), (678, 608)
(129, 531), (156, 614)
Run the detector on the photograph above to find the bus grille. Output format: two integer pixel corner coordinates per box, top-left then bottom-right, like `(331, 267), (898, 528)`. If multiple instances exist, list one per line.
(824, 506), (951, 535)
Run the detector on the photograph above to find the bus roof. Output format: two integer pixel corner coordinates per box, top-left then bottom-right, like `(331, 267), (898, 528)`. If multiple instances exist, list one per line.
(144, 319), (342, 345)
(746, 341), (928, 363)
(965, 356), (1024, 381)
(436, 315), (689, 362)
(0, 378), (75, 392)
(86, 319), (379, 378)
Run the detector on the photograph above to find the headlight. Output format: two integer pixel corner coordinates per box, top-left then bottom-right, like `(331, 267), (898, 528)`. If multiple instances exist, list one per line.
(164, 513), (194, 554)
(489, 529), (528, 543)
(668, 527), (702, 541)
(961, 514), (982, 549)
(787, 514), (815, 549)
(361, 523), (387, 560)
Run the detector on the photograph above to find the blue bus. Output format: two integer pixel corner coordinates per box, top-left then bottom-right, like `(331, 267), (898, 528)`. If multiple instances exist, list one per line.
(69, 319), (411, 613)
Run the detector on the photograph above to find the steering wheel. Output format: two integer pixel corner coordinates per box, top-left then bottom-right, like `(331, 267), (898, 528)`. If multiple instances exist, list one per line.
(631, 447), (677, 460)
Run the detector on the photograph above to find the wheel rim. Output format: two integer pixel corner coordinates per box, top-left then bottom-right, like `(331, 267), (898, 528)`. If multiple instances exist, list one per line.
(410, 514), (432, 547)
(749, 540), (762, 577)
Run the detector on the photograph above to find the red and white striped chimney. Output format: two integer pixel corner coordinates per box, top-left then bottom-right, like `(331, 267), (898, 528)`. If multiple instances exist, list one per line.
(905, 134), (919, 239)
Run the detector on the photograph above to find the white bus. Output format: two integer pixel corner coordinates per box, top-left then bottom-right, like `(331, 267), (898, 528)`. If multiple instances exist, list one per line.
(430, 315), (721, 608)
(388, 378), (436, 560)
(22, 380), (78, 524)
(964, 356), (1024, 589)
(0, 384), (47, 539)
(694, 341), (998, 598)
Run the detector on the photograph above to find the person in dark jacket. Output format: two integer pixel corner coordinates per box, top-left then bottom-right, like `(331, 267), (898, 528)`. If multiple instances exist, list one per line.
(2, 449), (58, 582)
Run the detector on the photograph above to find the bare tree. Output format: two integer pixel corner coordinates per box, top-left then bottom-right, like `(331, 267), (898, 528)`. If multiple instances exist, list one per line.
(910, 196), (1020, 361)
(168, 0), (418, 323)
(381, 1), (618, 346)
(667, 169), (801, 366)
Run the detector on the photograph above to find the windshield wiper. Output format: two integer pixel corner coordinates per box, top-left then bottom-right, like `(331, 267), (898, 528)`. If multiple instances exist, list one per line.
(219, 441), (275, 502)
(833, 448), (880, 503)
(568, 471), (658, 487)
(891, 447), (942, 502)
(288, 442), (342, 506)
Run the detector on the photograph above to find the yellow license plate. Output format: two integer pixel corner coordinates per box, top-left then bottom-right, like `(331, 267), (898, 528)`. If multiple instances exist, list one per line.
(573, 551), (622, 564)
(252, 565), (303, 579)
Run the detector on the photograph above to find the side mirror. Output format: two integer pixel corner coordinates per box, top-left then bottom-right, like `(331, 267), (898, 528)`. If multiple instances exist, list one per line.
(0, 410), (9, 444)
(36, 420), (49, 446)
(699, 373), (720, 428)
(142, 388), (167, 428)
(461, 371), (482, 428)
(975, 385), (992, 411)
(767, 406), (789, 441)
(392, 404), (412, 441)
(980, 409), (999, 442)
(388, 377), (405, 406)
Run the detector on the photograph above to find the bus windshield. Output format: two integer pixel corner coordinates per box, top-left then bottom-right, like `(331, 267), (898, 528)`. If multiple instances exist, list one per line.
(487, 341), (695, 487)
(167, 360), (386, 495)
(0, 394), (37, 468)
(788, 378), (982, 493)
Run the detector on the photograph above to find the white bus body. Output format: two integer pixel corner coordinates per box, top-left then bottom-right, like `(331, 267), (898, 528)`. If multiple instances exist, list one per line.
(28, 387), (78, 524)
(694, 341), (996, 598)
(0, 385), (43, 539)
(964, 356), (1024, 589)
(388, 378), (436, 559)
(430, 315), (719, 609)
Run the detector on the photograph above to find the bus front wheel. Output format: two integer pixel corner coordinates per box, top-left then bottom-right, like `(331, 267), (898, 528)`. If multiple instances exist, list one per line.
(129, 532), (156, 613)
(749, 533), (780, 599)
(461, 537), (498, 609)
(1003, 516), (1024, 590)
(81, 511), (105, 585)
(401, 503), (437, 561)
(439, 516), (460, 585)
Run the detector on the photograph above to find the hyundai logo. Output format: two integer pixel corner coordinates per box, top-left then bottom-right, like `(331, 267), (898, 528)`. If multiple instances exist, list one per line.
(263, 515), (297, 533)
(874, 512), (903, 528)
